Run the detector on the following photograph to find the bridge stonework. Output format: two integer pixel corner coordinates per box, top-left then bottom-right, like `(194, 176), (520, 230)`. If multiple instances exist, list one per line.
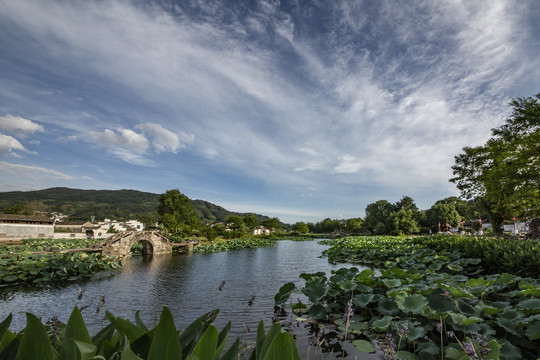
(101, 231), (172, 256)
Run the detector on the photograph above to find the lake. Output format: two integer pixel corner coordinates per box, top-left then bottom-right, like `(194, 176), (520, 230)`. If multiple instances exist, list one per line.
(0, 240), (374, 358)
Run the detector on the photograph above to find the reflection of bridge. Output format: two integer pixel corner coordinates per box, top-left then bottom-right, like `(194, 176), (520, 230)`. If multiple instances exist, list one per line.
(100, 231), (200, 256)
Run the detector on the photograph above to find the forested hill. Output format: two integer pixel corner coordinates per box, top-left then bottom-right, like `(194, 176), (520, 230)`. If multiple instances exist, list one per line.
(0, 187), (269, 223)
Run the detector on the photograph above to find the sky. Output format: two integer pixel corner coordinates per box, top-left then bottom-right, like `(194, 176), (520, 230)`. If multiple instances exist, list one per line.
(1, 0), (539, 224)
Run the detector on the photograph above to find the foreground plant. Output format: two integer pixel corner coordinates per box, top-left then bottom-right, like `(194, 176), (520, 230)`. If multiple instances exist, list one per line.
(0, 305), (300, 360)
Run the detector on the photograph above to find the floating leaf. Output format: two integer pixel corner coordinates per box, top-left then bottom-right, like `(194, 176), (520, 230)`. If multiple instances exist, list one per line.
(371, 316), (393, 331)
(395, 294), (428, 314)
(382, 279), (402, 288)
(525, 320), (540, 340)
(352, 339), (375, 353)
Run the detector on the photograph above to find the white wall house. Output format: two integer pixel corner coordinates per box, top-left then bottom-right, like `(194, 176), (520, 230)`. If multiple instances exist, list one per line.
(0, 214), (54, 240)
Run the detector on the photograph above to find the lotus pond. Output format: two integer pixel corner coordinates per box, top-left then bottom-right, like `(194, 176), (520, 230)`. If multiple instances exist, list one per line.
(274, 235), (540, 359)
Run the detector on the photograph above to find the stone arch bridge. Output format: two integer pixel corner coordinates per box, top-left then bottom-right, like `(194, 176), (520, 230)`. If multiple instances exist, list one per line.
(100, 231), (198, 256)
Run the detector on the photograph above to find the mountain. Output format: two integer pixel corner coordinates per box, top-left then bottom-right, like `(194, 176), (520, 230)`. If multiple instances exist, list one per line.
(0, 187), (270, 224)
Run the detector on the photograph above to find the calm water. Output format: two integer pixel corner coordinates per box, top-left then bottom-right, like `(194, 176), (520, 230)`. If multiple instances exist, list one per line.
(0, 240), (374, 358)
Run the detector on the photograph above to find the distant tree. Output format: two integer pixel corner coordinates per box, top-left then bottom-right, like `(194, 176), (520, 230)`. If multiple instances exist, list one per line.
(435, 197), (473, 220)
(425, 203), (461, 232)
(292, 222), (309, 234)
(344, 217), (364, 233)
(3, 201), (49, 216)
(136, 214), (157, 228)
(450, 94), (540, 226)
(262, 217), (281, 231)
(390, 208), (420, 235)
(243, 213), (259, 230)
(156, 189), (200, 236)
(391, 196), (420, 235)
(226, 215), (245, 231)
(364, 200), (394, 235)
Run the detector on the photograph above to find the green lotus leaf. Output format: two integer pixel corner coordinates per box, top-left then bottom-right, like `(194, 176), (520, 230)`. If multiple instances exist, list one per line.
(396, 350), (417, 360)
(353, 293), (375, 307)
(338, 279), (357, 292)
(426, 293), (456, 314)
(352, 339), (375, 353)
(2, 275), (18, 283)
(306, 304), (326, 320)
(377, 297), (400, 316)
(301, 283), (329, 304)
(450, 313), (482, 327)
(516, 298), (540, 313)
(446, 263), (463, 271)
(382, 279), (402, 288)
(371, 316), (393, 331)
(496, 318), (523, 337)
(524, 320), (540, 340)
(395, 294), (429, 314)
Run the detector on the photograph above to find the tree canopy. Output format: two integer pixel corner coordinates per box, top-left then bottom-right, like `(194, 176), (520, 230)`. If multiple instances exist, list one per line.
(450, 94), (540, 221)
(157, 189), (200, 236)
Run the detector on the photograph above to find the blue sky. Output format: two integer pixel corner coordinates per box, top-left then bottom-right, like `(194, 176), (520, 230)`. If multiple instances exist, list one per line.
(1, 0), (539, 224)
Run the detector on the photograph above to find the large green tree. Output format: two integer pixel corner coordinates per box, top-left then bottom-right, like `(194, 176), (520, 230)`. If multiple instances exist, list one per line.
(364, 200), (394, 235)
(156, 189), (200, 236)
(450, 94), (540, 223)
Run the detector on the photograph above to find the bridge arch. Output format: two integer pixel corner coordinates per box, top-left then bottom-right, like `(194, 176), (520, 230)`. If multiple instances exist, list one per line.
(101, 231), (172, 256)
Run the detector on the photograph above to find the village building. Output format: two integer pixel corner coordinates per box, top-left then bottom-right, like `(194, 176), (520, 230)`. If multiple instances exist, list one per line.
(0, 214), (54, 240)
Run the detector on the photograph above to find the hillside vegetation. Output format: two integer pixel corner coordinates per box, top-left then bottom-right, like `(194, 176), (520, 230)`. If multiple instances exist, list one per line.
(0, 187), (269, 224)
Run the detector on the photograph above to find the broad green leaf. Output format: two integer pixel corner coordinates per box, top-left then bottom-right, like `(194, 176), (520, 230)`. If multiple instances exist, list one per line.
(15, 313), (54, 360)
(301, 283), (329, 304)
(377, 297), (400, 316)
(274, 282), (296, 306)
(0, 329), (17, 354)
(306, 304), (326, 320)
(353, 293), (374, 307)
(0, 313), (12, 342)
(135, 311), (149, 332)
(396, 350), (417, 360)
(73, 340), (97, 360)
(486, 339), (500, 360)
(496, 318), (523, 337)
(450, 313), (482, 327)
(121, 338), (144, 360)
(258, 323), (281, 360)
(524, 320), (540, 340)
(371, 316), (392, 331)
(179, 310), (219, 355)
(395, 294), (429, 314)
(498, 339), (521, 360)
(148, 307), (182, 360)
(444, 347), (465, 360)
(516, 298), (540, 313)
(352, 339), (375, 353)
(416, 341), (439, 359)
(188, 325), (217, 360)
(216, 321), (231, 358)
(262, 332), (299, 360)
(219, 338), (240, 360)
(92, 321), (116, 349)
(338, 279), (357, 291)
(114, 317), (146, 342)
(382, 279), (402, 288)
(426, 293), (456, 314)
(61, 306), (92, 360)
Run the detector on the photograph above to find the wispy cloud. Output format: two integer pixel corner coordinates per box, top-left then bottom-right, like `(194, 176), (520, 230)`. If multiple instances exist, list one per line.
(0, 0), (537, 222)
(0, 161), (73, 180)
(0, 115), (44, 135)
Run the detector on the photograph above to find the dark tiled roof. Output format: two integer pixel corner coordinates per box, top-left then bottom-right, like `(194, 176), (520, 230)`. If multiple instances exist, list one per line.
(0, 213), (53, 223)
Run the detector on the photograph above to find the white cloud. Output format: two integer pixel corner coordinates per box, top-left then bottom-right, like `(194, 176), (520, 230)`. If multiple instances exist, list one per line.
(88, 128), (149, 153)
(333, 155), (363, 174)
(0, 161), (73, 180)
(0, 115), (44, 134)
(0, 134), (26, 155)
(136, 123), (194, 153)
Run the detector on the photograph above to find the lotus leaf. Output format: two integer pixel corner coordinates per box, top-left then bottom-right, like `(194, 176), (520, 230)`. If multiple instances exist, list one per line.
(395, 294), (429, 314)
(371, 316), (393, 331)
(352, 339), (375, 353)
